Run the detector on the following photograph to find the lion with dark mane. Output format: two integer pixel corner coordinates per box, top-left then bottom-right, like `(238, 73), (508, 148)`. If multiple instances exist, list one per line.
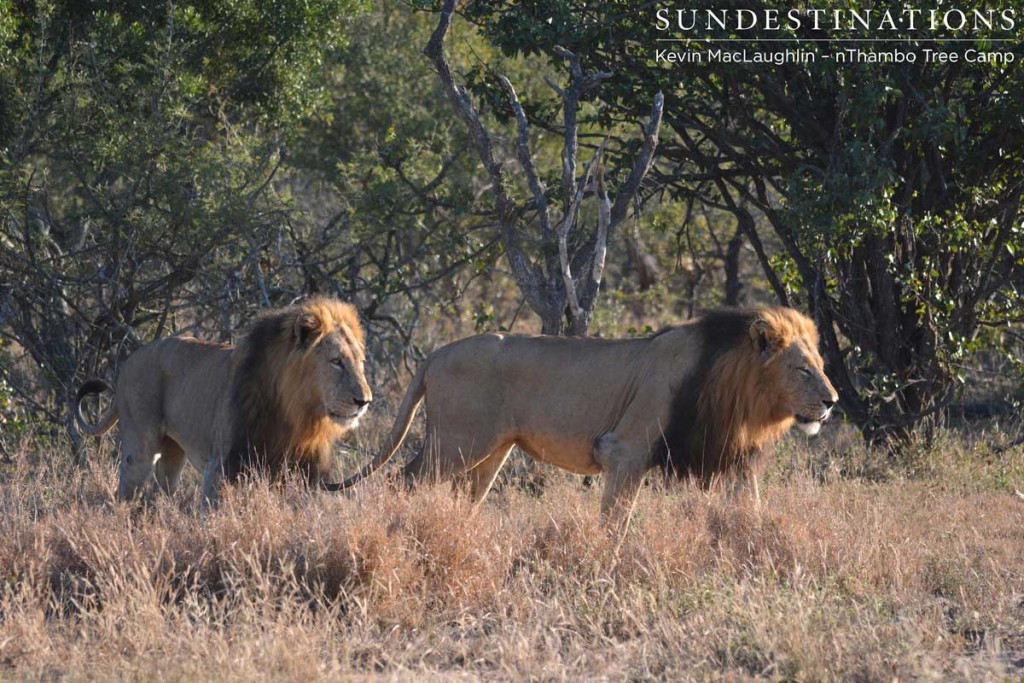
(75, 298), (372, 505)
(336, 307), (836, 514)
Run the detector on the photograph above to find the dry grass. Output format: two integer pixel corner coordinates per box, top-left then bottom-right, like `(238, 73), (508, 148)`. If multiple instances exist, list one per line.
(0, 422), (1023, 681)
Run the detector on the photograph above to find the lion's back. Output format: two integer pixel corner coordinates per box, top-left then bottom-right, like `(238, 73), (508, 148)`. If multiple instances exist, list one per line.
(114, 336), (235, 450)
(424, 331), (640, 389)
(418, 330), (684, 446)
(120, 336), (233, 391)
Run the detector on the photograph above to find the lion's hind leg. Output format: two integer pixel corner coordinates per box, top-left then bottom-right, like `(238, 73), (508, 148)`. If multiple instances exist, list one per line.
(465, 442), (514, 505)
(153, 437), (187, 495)
(113, 366), (167, 502)
(116, 425), (163, 502)
(405, 426), (511, 504)
(199, 456), (222, 511)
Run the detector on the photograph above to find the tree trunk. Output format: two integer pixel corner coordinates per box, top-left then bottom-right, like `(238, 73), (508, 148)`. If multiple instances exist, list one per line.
(540, 311), (565, 336)
(626, 222), (661, 292)
(723, 224), (744, 306)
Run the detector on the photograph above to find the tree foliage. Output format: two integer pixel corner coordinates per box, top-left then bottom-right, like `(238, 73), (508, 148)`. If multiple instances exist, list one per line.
(0, 0), (364, 433)
(425, 0), (665, 336)
(464, 0), (1024, 440)
(288, 5), (501, 348)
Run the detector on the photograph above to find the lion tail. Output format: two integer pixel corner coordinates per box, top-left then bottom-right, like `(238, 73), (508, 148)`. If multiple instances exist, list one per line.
(74, 379), (119, 437)
(324, 361), (429, 492)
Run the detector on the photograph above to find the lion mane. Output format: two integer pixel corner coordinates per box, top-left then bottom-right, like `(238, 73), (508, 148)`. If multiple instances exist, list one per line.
(222, 299), (366, 484)
(654, 307), (825, 481)
(334, 306), (837, 514)
(75, 297), (372, 504)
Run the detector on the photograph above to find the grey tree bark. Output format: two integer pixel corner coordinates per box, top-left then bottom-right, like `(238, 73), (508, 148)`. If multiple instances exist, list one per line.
(425, 0), (663, 336)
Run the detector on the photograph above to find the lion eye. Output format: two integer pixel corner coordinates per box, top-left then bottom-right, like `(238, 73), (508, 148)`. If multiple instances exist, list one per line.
(797, 366), (813, 377)
(331, 358), (345, 370)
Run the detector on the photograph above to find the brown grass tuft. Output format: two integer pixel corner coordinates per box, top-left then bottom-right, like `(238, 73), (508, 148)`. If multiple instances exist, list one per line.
(0, 424), (1022, 680)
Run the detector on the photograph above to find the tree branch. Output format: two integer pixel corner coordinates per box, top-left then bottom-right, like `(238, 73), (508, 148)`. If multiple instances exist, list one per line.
(424, 0), (545, 312)
(574, 93), (664, 323)
(559, 140), (605, 326)
(549, 46), (612, 215)
(592, 161), (611, 293)
(609, 92), (664, 229)
(499, 75), (552, 241)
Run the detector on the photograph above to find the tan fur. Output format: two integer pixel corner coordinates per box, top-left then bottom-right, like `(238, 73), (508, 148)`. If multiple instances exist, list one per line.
(75, 298), (372, 504)
(691, 307), (827, 481)
(338, 306), (837, 516)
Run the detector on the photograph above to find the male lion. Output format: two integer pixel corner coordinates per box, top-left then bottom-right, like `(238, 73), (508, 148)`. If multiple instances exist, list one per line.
(75, 298), (372, 505)
(336, 307), (837, 514)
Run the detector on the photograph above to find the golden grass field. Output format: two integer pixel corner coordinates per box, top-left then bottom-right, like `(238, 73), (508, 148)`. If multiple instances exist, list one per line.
(0, 417), (1022, 681)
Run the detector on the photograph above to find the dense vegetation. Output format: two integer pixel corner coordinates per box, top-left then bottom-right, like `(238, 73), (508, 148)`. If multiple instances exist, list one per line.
(1, 426), (1023, 679)
(3, 2), (1023, 446)
(1, 3), (1024, 679)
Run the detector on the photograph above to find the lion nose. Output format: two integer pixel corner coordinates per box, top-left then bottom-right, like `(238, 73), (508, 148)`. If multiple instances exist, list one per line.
(353, 397), (372, 408)
(823, 397), (837, 410)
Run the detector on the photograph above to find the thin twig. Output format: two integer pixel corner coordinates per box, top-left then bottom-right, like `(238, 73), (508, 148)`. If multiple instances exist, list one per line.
(592, 162), (611, 289)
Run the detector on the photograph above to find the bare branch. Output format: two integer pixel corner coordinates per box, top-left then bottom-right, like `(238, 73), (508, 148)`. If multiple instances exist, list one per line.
(424, 0), (545, 311)
(558, 140), (606, 325)
(592, 162), (611, 289)
(574, 94), (664, 326)
(712, 176), (790, 307)
(499, 75), (552, 241)
(609, 92), (664, 229)
(543, 76), (564, 98)
(548, 45), (613, 326)
(582, 71), (614, 91)
(553, 46), (584, 214)
(553, 45), (613, 94)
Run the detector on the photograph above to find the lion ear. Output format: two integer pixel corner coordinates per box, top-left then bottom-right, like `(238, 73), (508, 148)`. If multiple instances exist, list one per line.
(293, 312), (320, 348)
(749, 319), (783, 363)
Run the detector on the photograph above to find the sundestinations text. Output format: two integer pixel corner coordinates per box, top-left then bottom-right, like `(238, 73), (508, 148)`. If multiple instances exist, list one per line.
(654, 8), (1017, 33)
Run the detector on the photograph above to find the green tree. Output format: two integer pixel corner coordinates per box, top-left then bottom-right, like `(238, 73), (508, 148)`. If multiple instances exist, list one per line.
(463, 0), (1024, 441)
(285, 4), (503, 358)
(425, 0), (664, 336)
(0, 0), (364, 441)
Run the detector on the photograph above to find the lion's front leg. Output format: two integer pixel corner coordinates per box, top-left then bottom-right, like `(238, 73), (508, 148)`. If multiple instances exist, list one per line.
(725, 466), (762, 507)
(200, 454), (224, 511)
(594, 433), (650, 521)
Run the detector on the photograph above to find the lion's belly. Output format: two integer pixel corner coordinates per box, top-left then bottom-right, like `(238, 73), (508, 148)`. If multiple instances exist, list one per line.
(514, 433), (602, 475)
(159, 346), (234, 467)
(165, 429), (217, 466)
